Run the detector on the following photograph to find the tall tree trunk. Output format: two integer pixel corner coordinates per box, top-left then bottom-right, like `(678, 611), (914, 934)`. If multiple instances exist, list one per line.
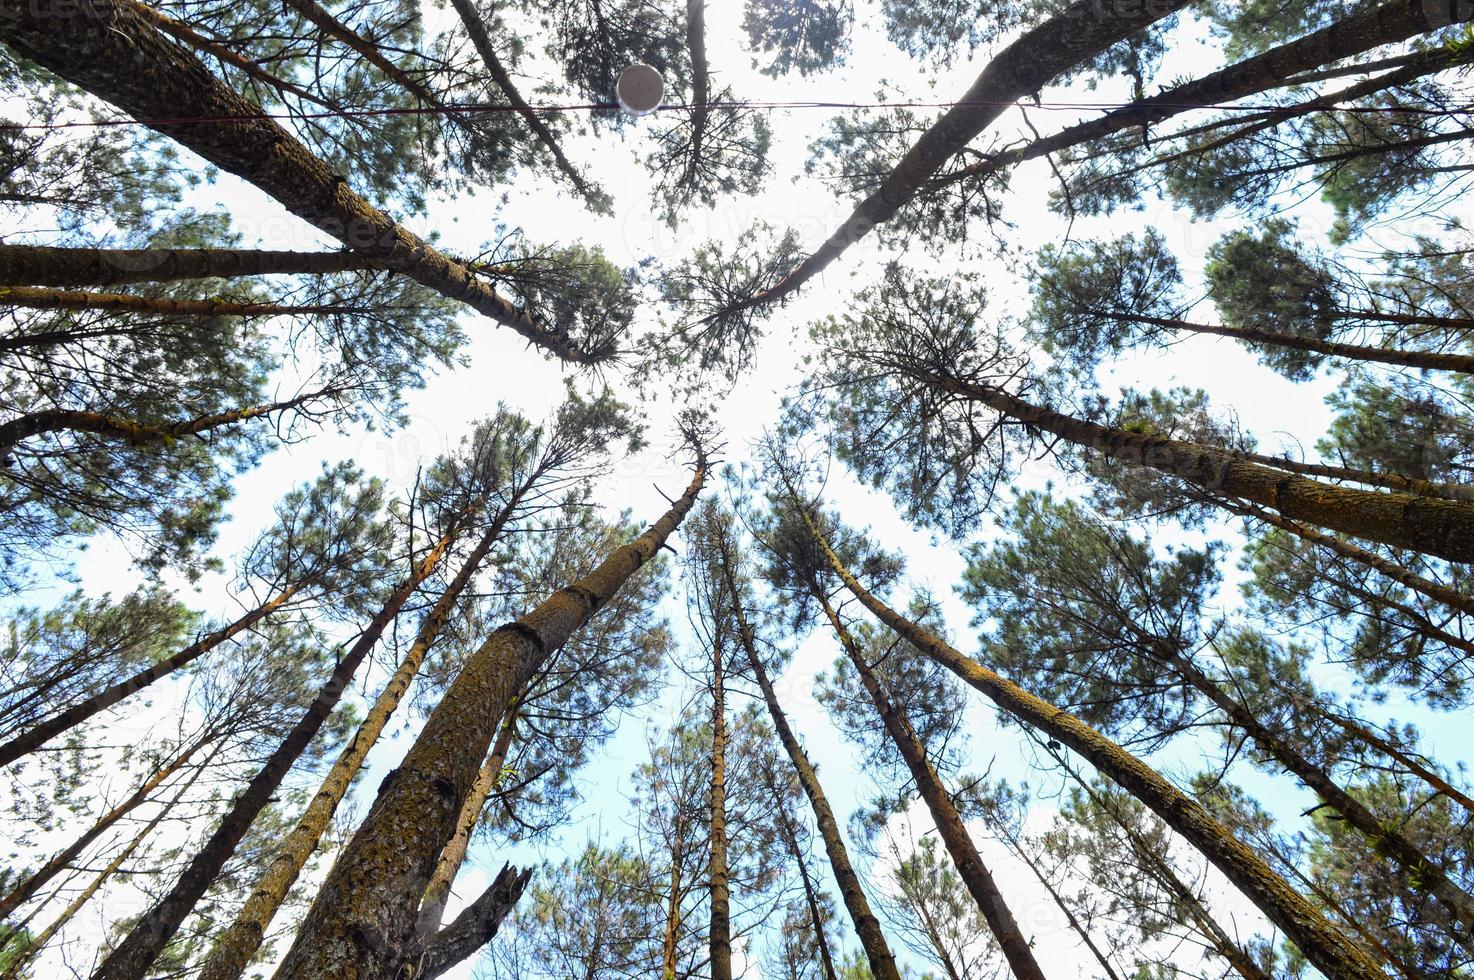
(271, 460), (706, 979)
(0, 243), (385, 289)
(0, 743), (214, 980)
(0, 730), (212, 919)
(726, 0), (1193, 313)
(993, 823), (1124, 980)
(444, 0), (603, 208)
(682, 0), (709, 188)
(0, 581), (306, 768)
(279, 0), (475, 139)
(1089, 308), (1474, 375)
(769, 793), (839, 980)
(0, 0), (607, 363)
(935, 1), (1474, 189)
(794, 502), (1385, 980)
(0, 284), (375, 321)
(707, 630), (731, 980)
(413, 702), (521, 943)
(816, 595), (1046, 980)
(91, 527), (460, 980)
(915, 367), (1474, 564)
(1156, 641), (1474, 939)
(1220, 497), (1474, 618)
(200, 497), (520, 980)
(726, 578), (903, 980)
(661, 835), (685, 980)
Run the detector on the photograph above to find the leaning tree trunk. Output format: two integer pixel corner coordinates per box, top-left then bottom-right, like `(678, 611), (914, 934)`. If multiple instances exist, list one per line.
(0, 284), (374, 321)
(1315, 708), (1474, 815)
(271, 460), (706, 979)
(445, 0), (602, 207)
(918, 367), (1474, 564)
(199, 495), (521, 980)
(0, 580), (307, 769)
(729, 594), (904, 980)
(1045, 740), (1273, 980)
(0, 730), (212, 919)
(794, 503), (1385, 980)
(816, 595), (1046, 980)
(92, 527), (460, 980)
(0, 0), (605, 363)
(707, 629), (732, 980)
(1158, 641), (1474, 940)
(729, 0), (1194, 312)
(0, 243), (386, 288)
(933, 0), (1474, 189)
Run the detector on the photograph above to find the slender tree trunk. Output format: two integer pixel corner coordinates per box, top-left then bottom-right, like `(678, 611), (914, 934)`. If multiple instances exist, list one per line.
(0, 581), (305, 768)
(1315, 709), (1474, 815)
(414, 863), (532, 979)
(0, 731), (212, 919)
(661, 843), (684, 980)
(816, 595), (1046, 980)
(271, 461), (706, 979)
(794, 502), (1385, 980)
(771, 797), (839, 980)
(1225, 449), (1474, 504)
(0, 284), (375, 320)
(200, 497), (520, 980)
(996, 826), (1124, 980)
(0, 0), (606, 363)
(1158, 643), (1474, 938)
(1044, 740), (1272, 980)
(707, 630), (732, 980)
(0, 391), (326, 455)
(726, 580), (903, 980)
(0, 745), (214, 980)
(935, 1), (1474, 189)
(413, 703), (521, 944)
(0, 243), (385, 289)
(444, 0), (603, 208)
(730, 0), (1192, 312)
(916, 367), (1474, 563)
(1092, 308), (1474, 375)
(91, 527), (460, 980)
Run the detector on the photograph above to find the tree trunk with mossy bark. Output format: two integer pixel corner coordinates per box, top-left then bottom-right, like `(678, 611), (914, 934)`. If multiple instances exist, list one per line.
(270, 460), (706, 979)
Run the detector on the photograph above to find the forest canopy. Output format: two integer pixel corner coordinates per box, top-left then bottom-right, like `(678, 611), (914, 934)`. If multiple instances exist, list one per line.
(2, 0), (1474, 978)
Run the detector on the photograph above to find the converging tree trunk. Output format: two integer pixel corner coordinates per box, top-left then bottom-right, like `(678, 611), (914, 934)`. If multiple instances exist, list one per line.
(707, 627), (732, 980)
(794, 502), (1386, 980)
(199, 498), (521, 980)
(0, 0), (610, 363)
(816, 595), (1046, 980)
(270, 458), (705, 979)
(0, 243), (385, 288)
(92, 526), (461, 980)
(722, 544), (904, 980)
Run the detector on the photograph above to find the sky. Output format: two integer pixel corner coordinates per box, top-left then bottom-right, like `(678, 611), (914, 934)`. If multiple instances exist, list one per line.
(5, 1), (1473, 977)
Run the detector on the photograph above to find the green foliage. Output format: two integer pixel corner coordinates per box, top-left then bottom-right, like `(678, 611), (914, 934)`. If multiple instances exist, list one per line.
(743, 0), (852, 76)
